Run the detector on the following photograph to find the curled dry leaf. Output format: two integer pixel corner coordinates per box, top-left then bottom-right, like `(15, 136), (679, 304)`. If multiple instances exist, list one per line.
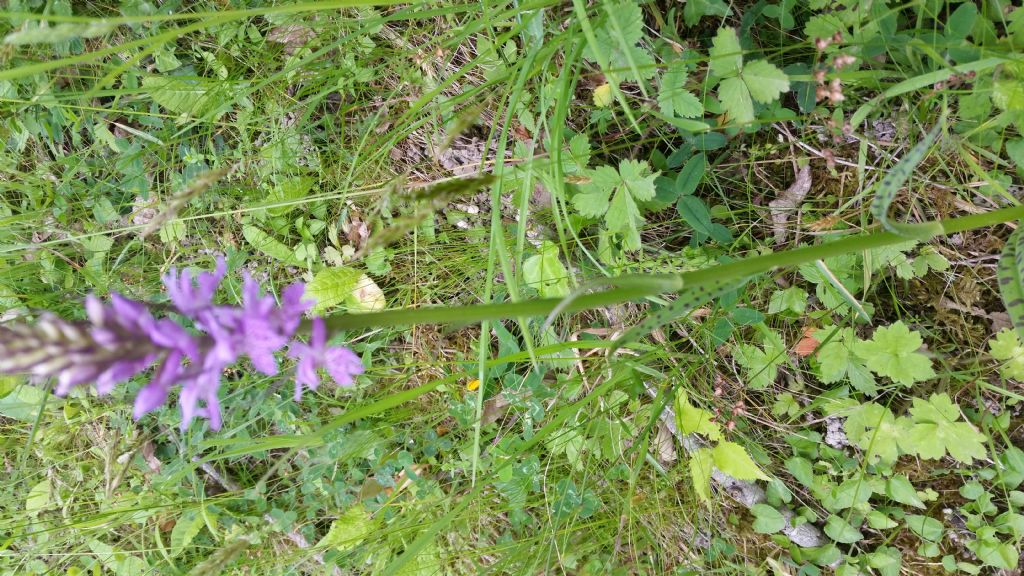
(768, 165), (812, 245)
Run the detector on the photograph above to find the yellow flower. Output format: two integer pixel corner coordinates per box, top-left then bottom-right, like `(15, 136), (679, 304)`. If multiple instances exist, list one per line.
(466, 379), (480, 391)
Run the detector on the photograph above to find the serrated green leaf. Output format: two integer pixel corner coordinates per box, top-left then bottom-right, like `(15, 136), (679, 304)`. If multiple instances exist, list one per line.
(659, 62), (704, 118)
(742, 59), (789, 103)
(905, 393), (987, 464)
(319, 505), (374, 552)
(712, 441), (769, 481)
(709, 27), (742, 78)
(718, 76), (754, 124)
(170, 512), (205, 556)
(675, 392), (723, 441)
(854, 321), (935, 386)
(523, 241), (570, 298)
(307, 267), (385, 314)
(142, 76), (228, 118)
(989, 328), (1024, 379)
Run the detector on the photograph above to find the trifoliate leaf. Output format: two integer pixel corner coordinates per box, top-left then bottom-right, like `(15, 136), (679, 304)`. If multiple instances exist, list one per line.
(712, 441), (769, 481)
(718, 76), (754, 124)
(768, 287), (807, 315)
(905, 393), (987, 464)
(617, 159), (657, 202)
(734, 329), (786, 389)
(989, 328), (1024, 380)
(854, 321), (935, 386)
(572, 160), (659, 251)
(658, 61), (704, 118)
(752, 504), (787, 534)
(742, 59), (790, 103)
(709, 27), (742, 78)
(813, 327), (877, 394)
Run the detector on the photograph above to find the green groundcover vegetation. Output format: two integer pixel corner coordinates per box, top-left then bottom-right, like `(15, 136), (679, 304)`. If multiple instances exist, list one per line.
(2, 0), (1024, 574)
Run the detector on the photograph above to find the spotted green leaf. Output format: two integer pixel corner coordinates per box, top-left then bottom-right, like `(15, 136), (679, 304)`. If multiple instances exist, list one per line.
(869, 122), (944, 240)
(997, 224), (1024, 337)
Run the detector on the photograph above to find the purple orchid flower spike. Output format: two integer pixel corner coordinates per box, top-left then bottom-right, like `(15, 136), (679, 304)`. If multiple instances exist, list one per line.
(0, 256), (366, 432)
(288, 318), (364, 401)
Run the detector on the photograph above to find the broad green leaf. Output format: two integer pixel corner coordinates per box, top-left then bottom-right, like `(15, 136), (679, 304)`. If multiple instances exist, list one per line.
(712, 441), (769, 481)
(905, 514), (944, 542)
(593, 83), (613, 107)
(675, 153), (705, 197)
(968, 538), (1018, 569)
(618, 159), (657, 202)
(751, 503), (786, 534)
(867, 510), (899, 529)
(683, 0), (730, 27)
(658, 61), (704, 118)
(866, 546), (902, 576)
(606, 185), (644, 250)
(886, 475), (925, 509)
(265, 176), (313, 216)
(718, 76), (754, 124)
(709, 27), (742, 78)
(318, 505), (374, 552)
(905, 393), (987, 464)
(689, 447), (714, 502)
(523, 241), (570, 298)
(854, 321), (935, 386)
(0, 383), (49, 422)
(768, 287), (807, 315)
(742, 59), (789, 103)
(824, 515), (863, 544)
(785, 456), (814, 487)
(242, 225), (305, 266)
(676, 195), (732, 244)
